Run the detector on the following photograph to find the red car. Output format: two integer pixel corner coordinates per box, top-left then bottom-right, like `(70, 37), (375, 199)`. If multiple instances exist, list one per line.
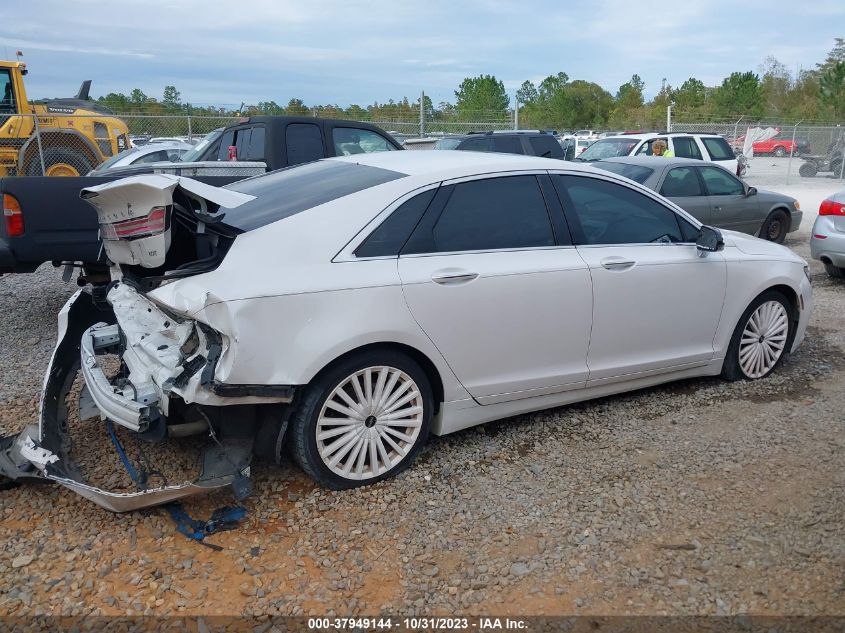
(732, 131), (811, 157)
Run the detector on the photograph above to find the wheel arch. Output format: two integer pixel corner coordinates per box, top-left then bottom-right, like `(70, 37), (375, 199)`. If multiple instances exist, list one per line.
(305, 341), (445, 414)
(761, 205), (793, 234)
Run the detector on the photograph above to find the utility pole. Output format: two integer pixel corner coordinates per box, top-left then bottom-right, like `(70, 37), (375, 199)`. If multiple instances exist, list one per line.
(420, 90), (425, 137)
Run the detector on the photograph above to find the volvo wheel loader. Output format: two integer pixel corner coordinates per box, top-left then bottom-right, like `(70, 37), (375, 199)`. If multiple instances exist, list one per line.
(0, 58), (130, 176)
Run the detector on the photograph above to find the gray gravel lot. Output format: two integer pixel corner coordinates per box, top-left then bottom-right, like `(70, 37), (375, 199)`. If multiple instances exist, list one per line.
(0, 172), (843, 617)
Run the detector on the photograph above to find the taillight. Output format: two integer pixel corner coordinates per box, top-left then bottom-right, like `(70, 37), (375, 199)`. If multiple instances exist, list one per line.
(819, 198), (845, 216)
(3, 193), (23, 237)
(100, 206), (167, 240)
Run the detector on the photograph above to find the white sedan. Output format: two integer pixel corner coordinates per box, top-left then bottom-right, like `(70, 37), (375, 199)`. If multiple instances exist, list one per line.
(8, 151), (813, 508)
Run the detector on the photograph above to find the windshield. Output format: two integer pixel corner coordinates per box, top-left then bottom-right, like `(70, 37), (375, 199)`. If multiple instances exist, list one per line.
(180, 128), (224, 162)
(92, 147), (140, 172)
(592, 161), (655, 184)
(434, 138), (463, 150)
(576, 138), (640, 161)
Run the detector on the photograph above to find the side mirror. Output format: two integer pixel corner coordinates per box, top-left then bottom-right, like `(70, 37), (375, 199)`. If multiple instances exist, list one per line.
(745, 186), (757, 197)
(696, 225), (724, 254)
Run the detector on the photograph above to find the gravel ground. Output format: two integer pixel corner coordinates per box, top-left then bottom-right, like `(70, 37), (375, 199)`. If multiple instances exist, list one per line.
(1, 187), (843, 618)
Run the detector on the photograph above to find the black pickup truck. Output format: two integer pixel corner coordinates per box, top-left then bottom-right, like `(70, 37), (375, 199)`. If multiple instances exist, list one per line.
(0, 116), (401, 275)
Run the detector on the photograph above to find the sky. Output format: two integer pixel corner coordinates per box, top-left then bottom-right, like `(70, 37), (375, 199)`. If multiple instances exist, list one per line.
(1, 0), (843, 108)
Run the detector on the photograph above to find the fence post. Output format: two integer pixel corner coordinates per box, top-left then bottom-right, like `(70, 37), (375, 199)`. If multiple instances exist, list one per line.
(32, 114), (46, 176)
(732, 116), (744, 154)
(187, 115), (193, 143)
(786, 120), (802, 185)
(514, 99), (519, 130)
(420, 90), (425, 137)
(666, 102), (672, 132)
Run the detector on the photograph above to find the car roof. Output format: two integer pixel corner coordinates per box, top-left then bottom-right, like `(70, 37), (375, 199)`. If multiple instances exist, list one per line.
(328, 149), (591, 179)
(596, 156), (708, 168)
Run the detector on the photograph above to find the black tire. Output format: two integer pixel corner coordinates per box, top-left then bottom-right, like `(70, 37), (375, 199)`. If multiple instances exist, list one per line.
(289, 349), (433, 489)
(26, 146), (95, 177)
(721, 290), (795, 382)
(773, 146), (787, 158)
(824, 262), (845, 279)
(798, 162), (817, 178)
(760, 209), (789, 244)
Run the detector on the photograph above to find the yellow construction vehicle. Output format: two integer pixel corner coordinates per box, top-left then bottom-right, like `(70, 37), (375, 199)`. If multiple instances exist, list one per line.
(0, 58), (130, 176)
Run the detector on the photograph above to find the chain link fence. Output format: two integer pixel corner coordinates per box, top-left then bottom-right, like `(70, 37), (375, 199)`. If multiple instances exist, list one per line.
(672, 116), (845, 184)
(2, 108), (517, 176)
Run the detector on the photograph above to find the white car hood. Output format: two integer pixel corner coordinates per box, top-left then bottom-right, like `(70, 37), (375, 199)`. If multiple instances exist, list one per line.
(722, 229), (805, 263)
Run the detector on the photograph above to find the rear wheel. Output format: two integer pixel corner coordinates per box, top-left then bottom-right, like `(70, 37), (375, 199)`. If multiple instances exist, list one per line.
(289, 350), (433, 489)
(26, 147), (94, 177)
(824, 262), (845, 279)
(760, 209), (789, 244)
(722, 291), (794, 381)
(798, 162), (817, 178)
(773, 146), (787, 157)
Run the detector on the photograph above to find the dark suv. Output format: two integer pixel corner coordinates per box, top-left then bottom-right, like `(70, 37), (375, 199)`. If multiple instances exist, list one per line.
(434, 130), (564, 159)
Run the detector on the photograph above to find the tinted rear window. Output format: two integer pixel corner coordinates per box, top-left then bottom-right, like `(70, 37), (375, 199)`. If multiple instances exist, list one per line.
(592, 161), (654, 184)
(702, 137), (735, 161)
(529, 136), (565, 158)
(221, 161), (407, 231)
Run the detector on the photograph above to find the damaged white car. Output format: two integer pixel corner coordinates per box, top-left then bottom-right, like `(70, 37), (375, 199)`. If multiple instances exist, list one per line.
(0, 151), (813, 511)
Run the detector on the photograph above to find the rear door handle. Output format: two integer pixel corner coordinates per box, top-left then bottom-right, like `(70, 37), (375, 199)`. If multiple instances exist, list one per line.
(600, 258), (636, 271)
(431, 271), (479, 285)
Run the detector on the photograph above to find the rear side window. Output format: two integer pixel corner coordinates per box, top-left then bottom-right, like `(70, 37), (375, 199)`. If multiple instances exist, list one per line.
(356, 188), (437, 257)
(492, 136), (524, 154)
(333, 127), (396, 156)
(221, 161), (407, 231)
(699, 166), (743, 195)
(660, 167), (704, 197)
(529, 136), (565, 158)
(672, 137), (703, 160)
(235, 126), (265, 161)
(701, 137), (735, 161)
(427, 176), (554, 253)
(286, 123), (325, 165)
(555, 175), (689, 245)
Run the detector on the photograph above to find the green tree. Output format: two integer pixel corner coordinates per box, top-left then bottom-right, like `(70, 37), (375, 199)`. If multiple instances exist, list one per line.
(129, 88), (147, 105)
(819, 61), (845, 118)
(565, 80), (613, 128)
(817, 37), (845, 72)
(712, 71), (764, 117)
(162, 85), (181, 109)
(454, 74), (509, 117)
(285, 98), (309, 116)
(516, 80), (538, 105)
(758, 56), (791, 115)
(538, 72), (569, 101)
(257, 100), (284, 115)
(673, 77), (707, 112)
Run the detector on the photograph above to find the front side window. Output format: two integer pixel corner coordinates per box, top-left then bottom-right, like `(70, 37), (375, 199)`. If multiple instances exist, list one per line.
(701, 137), (735, 161)
(286, 123), (324, 165)
(555, 175), (694, 245)
(636, 138), (668, 156)
(132, 149), (171, 164)
(660, 167), (704, 197)
(0, 70), (15, 113)
(235, 126), (265, 161)
(333, 127), (395, 156)
(434, 137), (462, 150)
(457, 137), (492, 152)
(699, 166), (743, 195)
(424, 176), (555, 253)
(672, 137), (703, 160)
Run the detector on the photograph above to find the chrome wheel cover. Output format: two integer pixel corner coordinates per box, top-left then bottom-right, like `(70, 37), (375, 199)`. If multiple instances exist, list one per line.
(739, 301), (788, 379)
(316, 366), (424, 480)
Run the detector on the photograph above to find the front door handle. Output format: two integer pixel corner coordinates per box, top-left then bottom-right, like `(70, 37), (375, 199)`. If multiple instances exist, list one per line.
(714, 205), (723, 211)
(431, 270), (479, 285)
(600, 258), (636, 271)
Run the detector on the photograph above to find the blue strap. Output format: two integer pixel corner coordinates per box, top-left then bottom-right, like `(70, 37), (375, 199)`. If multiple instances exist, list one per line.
(105, 419), (247, 548)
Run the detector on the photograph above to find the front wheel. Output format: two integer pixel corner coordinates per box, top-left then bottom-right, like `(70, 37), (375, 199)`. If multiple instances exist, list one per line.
(722, 291), (794, 381)
(289, 350), (433, 489)
(824, 262), (845, 279)
(798, 162), (817, 178)
(760, 209), (789, 244)
(773, 146), (787, 157)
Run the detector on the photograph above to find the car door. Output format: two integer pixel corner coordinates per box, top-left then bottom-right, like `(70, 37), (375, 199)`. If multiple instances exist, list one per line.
(551, 173), (727, 385)
(697, 165), (760, 234)
(398, 173), (593, 404)
(658, 165), (712, 225)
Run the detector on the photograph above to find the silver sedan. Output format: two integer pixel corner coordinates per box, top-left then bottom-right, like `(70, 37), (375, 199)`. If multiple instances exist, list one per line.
(810, 188), (845, 278)
(590, 156), (802, 243)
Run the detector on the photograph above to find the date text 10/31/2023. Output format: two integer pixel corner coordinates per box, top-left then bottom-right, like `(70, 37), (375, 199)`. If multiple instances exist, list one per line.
(307, 617), (528, 630)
